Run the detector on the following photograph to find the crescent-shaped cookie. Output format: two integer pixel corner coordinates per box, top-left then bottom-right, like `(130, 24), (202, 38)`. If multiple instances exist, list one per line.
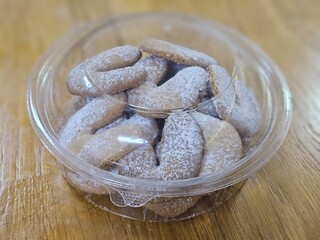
(207, 64), (261, 139)
(59, 92), (127, 149)
(140, 39), (217, 68)
(128, 66), (208, 118)
(191, 111), (243, 176)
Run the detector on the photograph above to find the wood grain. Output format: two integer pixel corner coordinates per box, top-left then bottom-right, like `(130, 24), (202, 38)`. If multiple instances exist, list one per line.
(0, 0), (319, 239)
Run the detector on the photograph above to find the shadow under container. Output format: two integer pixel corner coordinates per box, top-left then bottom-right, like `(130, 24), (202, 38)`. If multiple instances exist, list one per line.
(27, 13), (292, 221)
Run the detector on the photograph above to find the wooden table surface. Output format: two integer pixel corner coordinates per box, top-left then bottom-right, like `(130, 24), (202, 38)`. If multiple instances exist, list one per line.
(1, 0), (319, 239)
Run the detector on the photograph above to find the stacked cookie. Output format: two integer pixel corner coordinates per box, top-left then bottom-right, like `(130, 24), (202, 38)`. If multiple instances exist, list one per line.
(61, 39), (261, 217)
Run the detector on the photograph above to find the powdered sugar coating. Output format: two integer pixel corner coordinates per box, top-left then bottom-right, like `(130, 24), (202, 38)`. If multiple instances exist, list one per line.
(62, 96), (93, 125)
(134, 55), (169, 84)
(126, 56), (169, 117)
(109, 144), (157, 178)
(78, 115), (158, 168)
(191, 112), (242, 176)
(149, 112), (204, 180)
(79, 125), (146, 168)
(126, 55), (169, 108)
(124, 114), (159, 144)
(67, 64), (147, 97)
(107, 119), (202, 216)
(110, 113), (204, 180)
(95, 116), (126, 134)
(67, 64), (97, 96)
(59, 92), (127, 148)
(65, 172), (109, 195)
(128, 66), (208, 117)
(207, 64), (235, 119)
(85, 45), (142, 71)
(228, 80), (261, 138)
(140, 39), (217, 68)
(208, 64), (260, 138)
(90, 65), (147, 95)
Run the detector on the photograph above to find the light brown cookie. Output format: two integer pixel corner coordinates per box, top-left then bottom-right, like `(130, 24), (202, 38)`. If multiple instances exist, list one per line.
(79, 125), (148, 168)
(109, 112), (203, 217)
(64, 171), (109, 195)
(230, 80), (261, 138)
(207, 64), (235, 117)
(84, 45), (142, 71)
(59, 92), (127, 150)
(66, 45), (143, 96)
(191, 112), (243, 176)
(95, 115), (126, 134)
(126, 56), (168, 111)
(128, 66), (208, 118)
(108, 144), (157, 178)
(67, 64), (147, 97)
(207, 64), (261, 138)
(123, 114), (160, 144)
(134, 55), (169, 84)
(63, 114), (157, 196)
(67, 64), (96, 96)
(78, 115), (159, 169)
(140, 39), (217, 68)
(145, 196), (200, 218)
(62, 96), (93, 121)
(107, 144), (200, 217)
(115, 112), (204, 180)
(151, 112), (204, 180)
(137, 141), (200, 217)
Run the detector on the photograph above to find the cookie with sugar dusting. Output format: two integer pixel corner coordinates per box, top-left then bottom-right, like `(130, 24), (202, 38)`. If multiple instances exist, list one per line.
(145, 196), (200, 218)
(108, 144), (200, 217)
(207, 64), (261, 138)
(115, 112), (204, 180)
(67, 45), (143, 96)
(135, 55), (169, 84)
(231, 80), (261, 138)
(64, 115), (157, 196)
(152, 112), (204, 180)
(191, 112), (242, 176)
(84, 45), (142, 72)
(207, 64), (235, 118)
(108, 144), (158, 177)
(65, 171), (109, 195)
(61, 96), (93, 126)
(117, 142), (200, 216)
(126, 56), (168, 108)
(128, 66), (208, 118)
(59, 92), (127, 152)
(109, 112), (203, 217)
(95, 115), (126, 134)
(67, 63), (147, 97)
(140, 39), (217, 68)
(78, 115), (159, 169)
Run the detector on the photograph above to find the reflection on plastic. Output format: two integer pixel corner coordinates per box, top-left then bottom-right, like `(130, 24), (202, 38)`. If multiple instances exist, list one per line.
(83, 76), (93, 88)
(117, 136), (148, 144)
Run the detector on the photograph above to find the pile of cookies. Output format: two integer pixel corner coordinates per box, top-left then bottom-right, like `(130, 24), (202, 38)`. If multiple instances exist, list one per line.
(60, 39), (261, 217)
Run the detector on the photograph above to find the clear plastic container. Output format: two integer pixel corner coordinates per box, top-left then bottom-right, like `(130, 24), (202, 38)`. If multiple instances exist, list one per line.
(26, 12), (292, 221)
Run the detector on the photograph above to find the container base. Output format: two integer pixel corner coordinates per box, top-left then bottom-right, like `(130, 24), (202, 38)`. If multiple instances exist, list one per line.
(68, 180), (246, 222)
